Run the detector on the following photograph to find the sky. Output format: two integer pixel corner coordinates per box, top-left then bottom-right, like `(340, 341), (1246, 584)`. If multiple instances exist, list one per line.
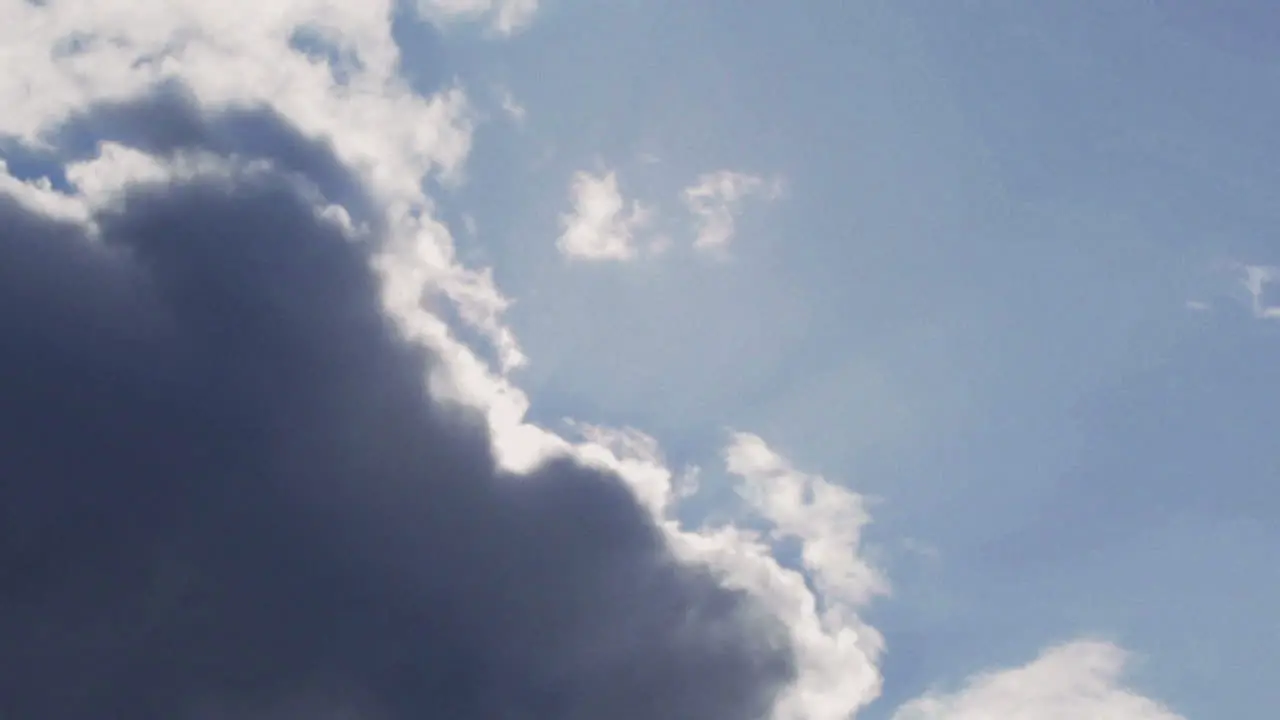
(0, 1), (1276, 718)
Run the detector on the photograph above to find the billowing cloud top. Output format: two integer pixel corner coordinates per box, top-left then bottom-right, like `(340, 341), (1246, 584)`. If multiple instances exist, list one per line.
(0, 98), (793, 718)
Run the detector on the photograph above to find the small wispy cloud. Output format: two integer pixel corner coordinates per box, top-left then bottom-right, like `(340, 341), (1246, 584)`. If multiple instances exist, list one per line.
(1240, 264), (1280, 320)
(901, 537), (942, 562)
(496, 86), (526, 125)
(415, 0), (538, 36)
(682, 170), (783, 255)
(557, 170), (652, 262)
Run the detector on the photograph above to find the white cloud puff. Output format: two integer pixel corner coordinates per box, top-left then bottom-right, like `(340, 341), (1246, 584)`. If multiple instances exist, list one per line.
(557, 169), (652, 262)
(892, 641), (1186, 720)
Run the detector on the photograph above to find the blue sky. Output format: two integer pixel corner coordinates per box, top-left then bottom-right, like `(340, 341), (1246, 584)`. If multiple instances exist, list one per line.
(3, 0), (1277, 717)
(425, 3), (1279, 716)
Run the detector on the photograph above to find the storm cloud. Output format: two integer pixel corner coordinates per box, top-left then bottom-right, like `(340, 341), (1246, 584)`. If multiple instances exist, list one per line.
(0, 98), (794, 719)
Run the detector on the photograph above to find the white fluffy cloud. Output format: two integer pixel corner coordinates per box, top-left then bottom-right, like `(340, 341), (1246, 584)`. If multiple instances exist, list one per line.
(683, 169), (783, 254)
(415, 0), (539, 36)
(892, 641), (1186, 720)
(0, 0), (472, 190)
(557, 169), (652, 261)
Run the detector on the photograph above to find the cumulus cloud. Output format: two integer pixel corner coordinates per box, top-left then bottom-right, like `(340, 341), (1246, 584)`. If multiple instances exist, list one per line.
(557, 170), (652, 262)
(682, 170), (783, 254)
(414, 0), (540, 36)
(0, 113), (793, 717)
(0, 0), (537, 404)
(892, 641), (1186, 720)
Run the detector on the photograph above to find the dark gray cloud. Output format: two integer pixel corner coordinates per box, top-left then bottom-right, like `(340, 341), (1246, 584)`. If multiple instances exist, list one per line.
(49, 84), (379, 228)
(0, 99), (794, 719)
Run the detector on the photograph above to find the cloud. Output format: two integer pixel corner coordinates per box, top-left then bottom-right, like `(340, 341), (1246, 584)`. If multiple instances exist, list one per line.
(497, 86), (528, 125)
(682, 170), (783, 254)
(891, 641), (1186, 720)
(414, 0), (540, 36)
(0, 0), (473, 188)
(1240, 264), (1280, 320)
(0, 3), (1191, 719)
(724, 433), (887, 612)
(721, 433), (887, 720)
(0, 0), (541, 407)
(557, 170), (652, 262)
(0, 109), (794, 717)
(1208, 260), (1280, 322)
(563, 421), (688, 516)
